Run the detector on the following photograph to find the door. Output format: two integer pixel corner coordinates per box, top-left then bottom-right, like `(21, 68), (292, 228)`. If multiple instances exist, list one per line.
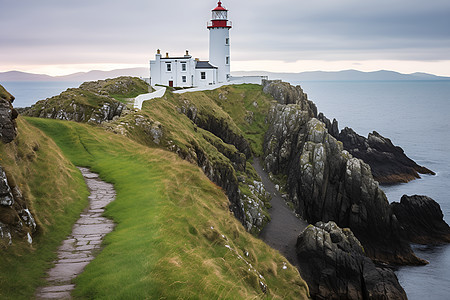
(169, 80), (173, 87)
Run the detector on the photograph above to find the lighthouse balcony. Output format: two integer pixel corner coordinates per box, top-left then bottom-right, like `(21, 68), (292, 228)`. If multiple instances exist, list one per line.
(207, 20), (232, 28)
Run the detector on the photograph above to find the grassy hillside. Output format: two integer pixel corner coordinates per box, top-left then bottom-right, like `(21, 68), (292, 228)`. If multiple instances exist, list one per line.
(0, 118), (88, 299)
(27, 117), (309, 299)
(104, 84), (275, 234)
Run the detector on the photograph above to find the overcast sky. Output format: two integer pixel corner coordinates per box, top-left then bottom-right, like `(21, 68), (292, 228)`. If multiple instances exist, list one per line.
(1, 0), (450, 76)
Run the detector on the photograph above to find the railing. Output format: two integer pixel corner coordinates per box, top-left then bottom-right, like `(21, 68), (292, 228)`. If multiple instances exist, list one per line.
(207, 20), (232, 28)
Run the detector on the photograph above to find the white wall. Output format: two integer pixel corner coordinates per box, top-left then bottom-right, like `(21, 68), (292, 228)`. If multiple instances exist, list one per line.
(194, 68), (216, 87)
(150, 55), (196, 88)
(209, 27), (230, 83)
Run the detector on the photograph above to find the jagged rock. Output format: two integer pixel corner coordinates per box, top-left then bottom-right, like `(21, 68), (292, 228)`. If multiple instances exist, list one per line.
(0, 165), (36, 247)
(262, 79), (317, 117)
(317, 112), (339, 138)
(338, 127), (435, 183)
(262, 81), (424, 265)
(296, 221), (407, 300)
(0, 84), (18, 143)
(391, 195), (450, 244)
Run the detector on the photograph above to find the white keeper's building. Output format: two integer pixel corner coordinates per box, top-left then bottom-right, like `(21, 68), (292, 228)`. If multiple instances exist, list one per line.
(150, 1), (232, 88)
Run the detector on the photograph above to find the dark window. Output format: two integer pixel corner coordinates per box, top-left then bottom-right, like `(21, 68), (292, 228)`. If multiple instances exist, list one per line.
(226, 56), (229, 65)
(182, 76), (187, 83)
(201, 72), (206, 80)
(181, 63), (186, 71)
(167, 63), (172, 72)
(225, 38), (229, 45)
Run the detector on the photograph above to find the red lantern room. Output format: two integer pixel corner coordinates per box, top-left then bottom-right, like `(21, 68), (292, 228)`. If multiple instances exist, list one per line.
(207, 1), (232, 29)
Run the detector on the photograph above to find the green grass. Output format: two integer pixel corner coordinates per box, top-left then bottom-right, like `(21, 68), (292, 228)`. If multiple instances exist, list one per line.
(26, 117), (309, 299)
(0, 118), (88, 299)
(189, 84), (274, 156)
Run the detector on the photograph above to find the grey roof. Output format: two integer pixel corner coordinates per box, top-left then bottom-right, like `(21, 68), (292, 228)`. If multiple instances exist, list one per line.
(195, 61), (218, 69)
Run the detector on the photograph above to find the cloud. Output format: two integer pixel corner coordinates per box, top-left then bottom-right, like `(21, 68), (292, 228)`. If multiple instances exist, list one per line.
(0, 0), (449, 73)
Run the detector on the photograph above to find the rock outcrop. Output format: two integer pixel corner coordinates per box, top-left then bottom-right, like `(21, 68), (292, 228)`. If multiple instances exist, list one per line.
(262, 80), (423, 265)
(0, 87), (37, 247)
(296, 221), (407, 300)
(0, 166), (37, 247)
(0, 84), (18, 143)
(338, 127), (435, 183)
(391, 195), (450, 244)
(23, 88), (127, 124)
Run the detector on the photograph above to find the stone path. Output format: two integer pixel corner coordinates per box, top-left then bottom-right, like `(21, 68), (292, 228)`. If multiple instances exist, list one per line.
(134, 86), (166, 109)
(35, 168), (116, 299)
(253, 158), (308, 267)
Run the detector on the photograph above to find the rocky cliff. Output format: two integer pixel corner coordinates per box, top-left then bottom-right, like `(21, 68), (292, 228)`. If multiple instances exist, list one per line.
(0, 84), (18, 143)
(296, 221), (407, 300)
(318, 113), (434, 183)
(391, 195), (450, 244)
(262, 80), (423, 265)
(338, 127), (434, 183)
(0, 85), (37, 247)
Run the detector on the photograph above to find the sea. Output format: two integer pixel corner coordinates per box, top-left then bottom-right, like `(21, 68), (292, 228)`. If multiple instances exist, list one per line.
(292, 80), (450, 300)
(2, 80), (450, 299)
(1, 81), (82, 108)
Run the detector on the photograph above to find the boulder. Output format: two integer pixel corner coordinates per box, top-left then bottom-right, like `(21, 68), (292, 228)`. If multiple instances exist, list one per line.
(391, 195), (450, 244)
(296, 221), (407, 300)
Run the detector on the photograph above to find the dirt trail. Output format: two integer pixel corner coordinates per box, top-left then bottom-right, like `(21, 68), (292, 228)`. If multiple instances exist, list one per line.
(36, 168), (115, 299)
(253, 158), (308, 267)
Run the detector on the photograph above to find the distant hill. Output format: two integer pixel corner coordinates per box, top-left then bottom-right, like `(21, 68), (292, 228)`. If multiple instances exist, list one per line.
(1, 68), (449, 83)
(0, 68), (148, 82)
(232, 70), (450, 82)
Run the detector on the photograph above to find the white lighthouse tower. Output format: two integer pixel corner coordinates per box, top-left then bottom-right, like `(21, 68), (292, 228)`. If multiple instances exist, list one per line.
(208, 1), (232, 83)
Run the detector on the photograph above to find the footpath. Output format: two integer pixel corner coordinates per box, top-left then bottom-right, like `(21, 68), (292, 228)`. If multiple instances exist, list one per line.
(35, 168), (116, 299)
(253, 158), (308, 267)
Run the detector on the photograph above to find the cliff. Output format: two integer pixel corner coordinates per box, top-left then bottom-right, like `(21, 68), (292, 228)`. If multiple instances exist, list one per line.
(262, 80), (424, 265)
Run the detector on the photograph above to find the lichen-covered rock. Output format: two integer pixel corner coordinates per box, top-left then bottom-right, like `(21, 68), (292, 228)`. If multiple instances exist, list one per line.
(338, 127), (435, 183)
(0, 84), (18, 143)
(262, 80), (317, 117)
(297, 221), (407, 300)
(262, 80), (423, 265)
(0, 165), (36, 247)
(391, 195), (450, 244)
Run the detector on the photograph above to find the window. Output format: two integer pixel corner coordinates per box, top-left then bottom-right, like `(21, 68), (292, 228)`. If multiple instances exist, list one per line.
(225, 38), (229, 45)
(225, 56), (230, 65)
(181, 63), (186, 72)
(201, 72), (206, 80)
(166, 63), (172, 72)
(182, 76), (187, 83)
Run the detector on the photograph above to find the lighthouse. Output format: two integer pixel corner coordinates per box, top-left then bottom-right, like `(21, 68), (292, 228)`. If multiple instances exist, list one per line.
(208, 1), (232, 83)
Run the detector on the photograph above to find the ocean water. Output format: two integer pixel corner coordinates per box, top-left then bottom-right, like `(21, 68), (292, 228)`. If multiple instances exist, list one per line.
(293, 80), (450, 300)
(0, 81), (82, 108)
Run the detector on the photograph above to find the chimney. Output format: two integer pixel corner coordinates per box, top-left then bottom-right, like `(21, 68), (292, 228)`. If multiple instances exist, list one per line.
(166, 52), (169, 58)
(185, 50), (189, 56)
(195, 58), (200, 61)
(157, 49), (161, 54)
